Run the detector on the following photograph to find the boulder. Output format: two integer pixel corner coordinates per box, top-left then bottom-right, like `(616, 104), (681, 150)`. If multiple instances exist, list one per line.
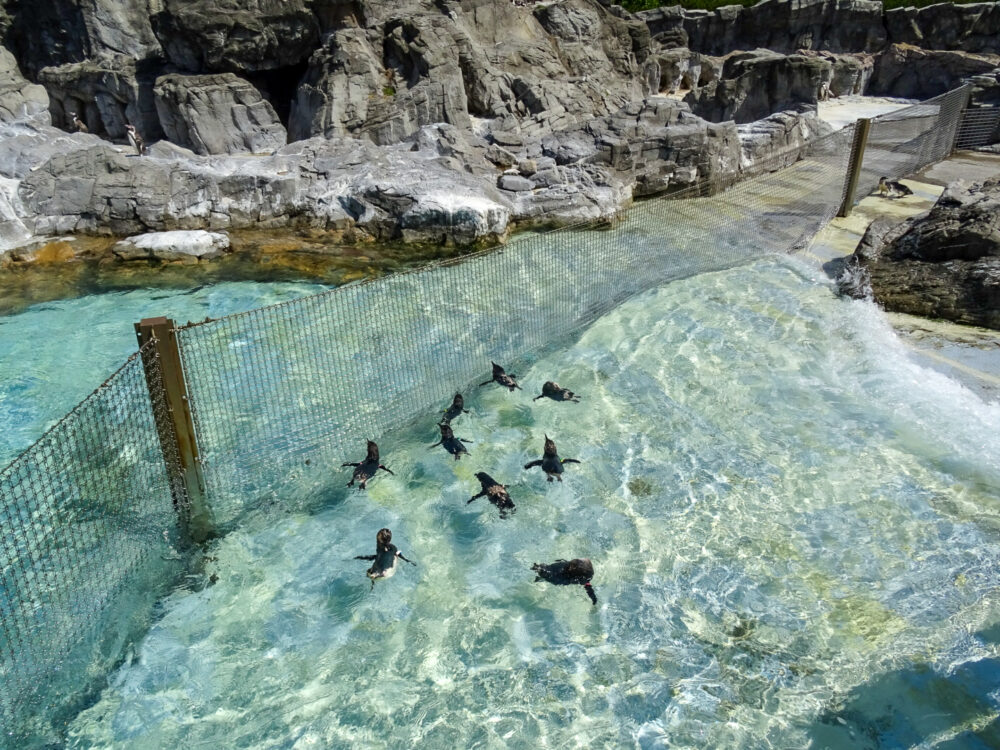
(5, 0), (162, 78)
(152, 0), (319, 73)
(684, 50), (830, 124)
(38, 55), (161, 139)
(0, 46), (49, 124)
(640, 0), (887, 57)
(112, 230), (230, 261)
(886, 3), (1000, 56)
(869, 44), (1000, 99)
(738, 108), (835, 172)
(154, 73), (287, 155)
(847, 178), (1000, 329)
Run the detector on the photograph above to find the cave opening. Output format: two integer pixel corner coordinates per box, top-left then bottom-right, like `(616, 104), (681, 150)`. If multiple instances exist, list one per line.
(244, 60), (310, 129)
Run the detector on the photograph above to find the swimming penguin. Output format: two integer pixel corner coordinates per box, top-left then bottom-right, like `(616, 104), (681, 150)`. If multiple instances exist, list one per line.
(878, 176), (912, 198)
(532, 381), (580, 403)
(431, 422), (471, 460)
(468, 471), (515, 517)
(441, 393), (470, 424)
(531, 558), (597, 605)
(342, 440), (394, 489)
(523, 435), (580, 482)
(479, 361), (521, 392)
(125, 123), (146, 156)
(354, 528), (415, 590)
(71, 112), (88, 133)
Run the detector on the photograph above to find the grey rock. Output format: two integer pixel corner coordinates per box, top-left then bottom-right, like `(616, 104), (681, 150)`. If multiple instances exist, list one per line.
(0, 46), (49, 124)
(499, 174), (535, 192)
(154, 73), (287, 155)
(886, 3), (1000, 56)
(684, 50), (830, 124)
(153, 0), (319, 73)
(869, 44), (1000, 99)
(738, 108), (835, 172)
(38, 55), (161, 139)
(112, 229), (231, 261)
(850, 177), (1000, 329)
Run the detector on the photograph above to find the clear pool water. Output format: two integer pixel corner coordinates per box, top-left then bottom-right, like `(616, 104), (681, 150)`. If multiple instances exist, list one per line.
(44, 255), (1000, 748)
(0, 280), (331, 468)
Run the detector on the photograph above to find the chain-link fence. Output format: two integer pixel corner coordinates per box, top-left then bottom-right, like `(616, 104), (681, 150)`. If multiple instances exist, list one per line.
(955, 106), (1000, 151)
(0, 342), (188, 746)
(0, 83), (978, 746)
(853, 86), (972, 201)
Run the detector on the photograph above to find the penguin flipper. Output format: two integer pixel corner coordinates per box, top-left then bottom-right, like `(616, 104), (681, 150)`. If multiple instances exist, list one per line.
(478, 379), (492, 386)
(562, 458), (581, 465)
(430, 440), (442, 448)
(379, 464), (394, 475)
(524, 460), (543, 469)
(342, 461), (360, 467)
(354, 555), (376, 561)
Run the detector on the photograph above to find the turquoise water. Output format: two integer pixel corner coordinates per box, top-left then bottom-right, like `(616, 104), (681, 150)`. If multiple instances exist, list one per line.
(37, 256), (1000, 748)
(0, 281), (330, 468)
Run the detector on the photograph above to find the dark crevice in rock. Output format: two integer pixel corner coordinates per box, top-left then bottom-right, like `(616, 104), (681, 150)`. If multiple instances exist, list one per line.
(244, 61), (309, 128)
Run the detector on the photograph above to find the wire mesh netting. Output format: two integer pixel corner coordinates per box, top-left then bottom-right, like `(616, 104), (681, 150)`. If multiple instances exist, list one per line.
(174, 126), (857, 527)
(955, 106), (1000, 150)
(853, 86), (972, 201)
(0, 342), (187, 745)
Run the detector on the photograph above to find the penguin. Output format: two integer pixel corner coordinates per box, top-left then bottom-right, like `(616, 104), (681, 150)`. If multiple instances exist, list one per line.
(531, 558), (597, 605)
(441, 392), (469, 424)
(430, 422), (471, 460)
(70, 112), (88, 133)
(878, 176), (912, 198)
(342, 440), (394, 489)
(354, 528), (415, 590)
(125, 123), (146, 156)
(468, 471), (515, 517)
(523, 435), (580, 482)
(479, 361), (521, 392)
(532, 381), (580, 403)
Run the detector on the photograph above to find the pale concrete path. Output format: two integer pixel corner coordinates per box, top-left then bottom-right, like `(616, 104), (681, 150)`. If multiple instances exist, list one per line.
(801, 150), (1000, 403)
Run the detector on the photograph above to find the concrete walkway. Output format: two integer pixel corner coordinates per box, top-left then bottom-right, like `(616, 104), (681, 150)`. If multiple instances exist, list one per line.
(802, 150), (1000, 403)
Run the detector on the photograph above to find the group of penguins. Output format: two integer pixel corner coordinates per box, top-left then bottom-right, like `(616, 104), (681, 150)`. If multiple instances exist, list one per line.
(344, 362), (598, 606)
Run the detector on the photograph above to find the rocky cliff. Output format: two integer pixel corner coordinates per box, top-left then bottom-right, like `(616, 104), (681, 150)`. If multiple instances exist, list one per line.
(0, 0), (998, 255)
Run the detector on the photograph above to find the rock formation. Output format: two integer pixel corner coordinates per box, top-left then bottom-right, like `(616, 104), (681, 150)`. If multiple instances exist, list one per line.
(844, 178), (1000, 329)
(0, 0), (998, 257)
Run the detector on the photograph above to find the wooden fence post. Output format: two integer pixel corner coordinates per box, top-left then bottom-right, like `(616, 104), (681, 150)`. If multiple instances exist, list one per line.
(135, 317), (212, 543)
(837, 117), (872, 218)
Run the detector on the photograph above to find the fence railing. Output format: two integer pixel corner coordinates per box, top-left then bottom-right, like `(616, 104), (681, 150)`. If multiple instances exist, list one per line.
(0, 83), (987, 747)
(955, 106), (1000, 151)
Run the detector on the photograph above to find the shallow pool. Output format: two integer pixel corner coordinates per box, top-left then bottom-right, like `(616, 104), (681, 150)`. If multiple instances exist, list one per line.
(0, 280), (330, 467)
(59, 256), (1000, 749)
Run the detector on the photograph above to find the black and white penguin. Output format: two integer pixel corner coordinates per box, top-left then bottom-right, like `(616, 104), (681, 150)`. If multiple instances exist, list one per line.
(70, 112), (88, 133)
(342, 440), (394, 489)
(430, 422), (471, 460)
(532, 381), (580, 403)
(878, 176), (912, 198)
(125, 123), (146, 156)
(354, 528), (415, 589)
(523, 435), (580, 482)
(479, 361), (521, 392)
(468, 471), (515, 517)
(531, 558), (597, 605)
(441, 393), (470, 424)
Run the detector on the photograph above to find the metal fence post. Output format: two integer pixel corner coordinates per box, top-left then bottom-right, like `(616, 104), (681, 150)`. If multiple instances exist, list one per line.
(135, 317), (212, 543)
(837, 117), (872, 218)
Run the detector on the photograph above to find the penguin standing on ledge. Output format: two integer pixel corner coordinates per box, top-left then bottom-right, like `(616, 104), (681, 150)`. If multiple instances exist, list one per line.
(878, 176), (912, 198)
(480, 362), (521, 392)
(354, 528), (415, 590)
(533, 381), (580, 403)
(342, 440), (394, 490)
(430, 422), (471, 460)
(523, 435), (581, 482)
(531, 558), (597, 605)
(468, 471), (515, 517)
(125, 123), (146, 156)
(71, 112), (88, 133)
